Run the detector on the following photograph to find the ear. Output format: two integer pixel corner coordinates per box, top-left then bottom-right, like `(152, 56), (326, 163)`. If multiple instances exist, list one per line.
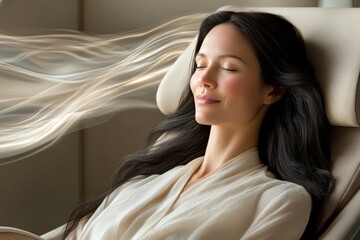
(262, 84), (285, 105)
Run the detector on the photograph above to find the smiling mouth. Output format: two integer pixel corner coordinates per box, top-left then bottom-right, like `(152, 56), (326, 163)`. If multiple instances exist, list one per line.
(196, 96), (221, 104)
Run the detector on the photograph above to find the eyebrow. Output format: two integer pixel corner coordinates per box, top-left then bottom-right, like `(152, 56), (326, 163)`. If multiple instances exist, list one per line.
(196, 52), (246, 63)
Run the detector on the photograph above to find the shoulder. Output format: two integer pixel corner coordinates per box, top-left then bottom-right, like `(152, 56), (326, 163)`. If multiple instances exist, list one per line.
(253, 168), (312, 213)
(258, 178), (312, 219)
(271, 182), (311, 209)
(242, 179), (312, 239)
(271, 179), (311, 201)
(267, 174), (311, 200)
(258, 167), (311, 203)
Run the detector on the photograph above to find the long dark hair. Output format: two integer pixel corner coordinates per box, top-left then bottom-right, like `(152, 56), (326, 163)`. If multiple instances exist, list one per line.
(62, 11), (334, 239)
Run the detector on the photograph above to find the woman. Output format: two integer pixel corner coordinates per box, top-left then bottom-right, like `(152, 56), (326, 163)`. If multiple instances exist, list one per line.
(62, 11), (334, 240)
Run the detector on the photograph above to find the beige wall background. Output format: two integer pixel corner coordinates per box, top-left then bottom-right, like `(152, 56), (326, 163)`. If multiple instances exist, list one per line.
(0, 0), (82, 235)
(0, 0), (342, 235)
(0, 0), (80, 34)
(83, 0), (318, 34)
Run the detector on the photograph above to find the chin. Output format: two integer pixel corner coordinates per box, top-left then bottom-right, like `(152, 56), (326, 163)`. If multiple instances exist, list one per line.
(195, 116), (218, 126)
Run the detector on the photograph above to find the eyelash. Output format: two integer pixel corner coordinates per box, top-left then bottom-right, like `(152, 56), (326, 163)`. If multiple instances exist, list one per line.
(195, 66), (237, 72)
(222, 68), (237, 72)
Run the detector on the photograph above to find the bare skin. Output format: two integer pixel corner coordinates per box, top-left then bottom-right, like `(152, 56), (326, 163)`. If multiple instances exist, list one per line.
(180, 23), (284, 195)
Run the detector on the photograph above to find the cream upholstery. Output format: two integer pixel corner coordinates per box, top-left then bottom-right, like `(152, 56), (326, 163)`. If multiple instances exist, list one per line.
(0, 227), (42, 240)
(156, 7), (360, 240)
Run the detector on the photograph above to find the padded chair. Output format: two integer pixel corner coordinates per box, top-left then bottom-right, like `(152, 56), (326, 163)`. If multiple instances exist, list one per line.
(1, 6), (359, 240)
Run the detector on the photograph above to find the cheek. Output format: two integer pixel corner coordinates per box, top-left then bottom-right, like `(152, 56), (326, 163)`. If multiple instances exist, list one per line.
(190, 75), (197, 94)
(221, 75), (256, 95)
(223, 79), (242, 94)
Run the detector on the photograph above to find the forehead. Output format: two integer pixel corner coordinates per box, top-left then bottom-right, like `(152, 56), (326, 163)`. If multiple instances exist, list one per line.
(198, 23), (255, 61)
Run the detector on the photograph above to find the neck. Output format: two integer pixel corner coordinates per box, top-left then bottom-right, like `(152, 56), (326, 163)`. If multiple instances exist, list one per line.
(195, 122), (260, 178)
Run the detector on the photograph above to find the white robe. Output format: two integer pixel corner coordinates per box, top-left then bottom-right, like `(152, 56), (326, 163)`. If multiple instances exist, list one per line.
(67, 147), (311, 240)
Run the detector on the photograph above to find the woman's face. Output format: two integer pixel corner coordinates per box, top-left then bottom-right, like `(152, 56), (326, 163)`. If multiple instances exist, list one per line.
(190, 23), (271, 127)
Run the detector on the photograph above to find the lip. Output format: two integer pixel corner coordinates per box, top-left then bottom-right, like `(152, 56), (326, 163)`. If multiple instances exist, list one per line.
(196, 95), (221, 105)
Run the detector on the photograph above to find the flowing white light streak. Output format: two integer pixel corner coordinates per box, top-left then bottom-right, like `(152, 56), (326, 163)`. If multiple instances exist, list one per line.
(0, 13), (208, 164)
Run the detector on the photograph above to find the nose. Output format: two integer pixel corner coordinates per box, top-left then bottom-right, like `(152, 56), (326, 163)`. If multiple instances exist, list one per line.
(198, 67), (217, 89)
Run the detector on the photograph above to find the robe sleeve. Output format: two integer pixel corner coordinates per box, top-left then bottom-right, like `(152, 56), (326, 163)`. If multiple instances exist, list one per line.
(241, 186), (312, 240)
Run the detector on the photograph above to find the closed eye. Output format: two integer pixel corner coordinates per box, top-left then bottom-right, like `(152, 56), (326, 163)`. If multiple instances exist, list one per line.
(221, 68), (237, 72)
(195, 66), (206, 70)
(195, 66), (237, 72)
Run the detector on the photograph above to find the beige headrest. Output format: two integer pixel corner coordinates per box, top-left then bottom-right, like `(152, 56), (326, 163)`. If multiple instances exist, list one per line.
(156, 7), (360, 127)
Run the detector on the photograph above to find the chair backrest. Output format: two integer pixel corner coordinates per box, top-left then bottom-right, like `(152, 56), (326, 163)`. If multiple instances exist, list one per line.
(156, 7), (360, 240)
